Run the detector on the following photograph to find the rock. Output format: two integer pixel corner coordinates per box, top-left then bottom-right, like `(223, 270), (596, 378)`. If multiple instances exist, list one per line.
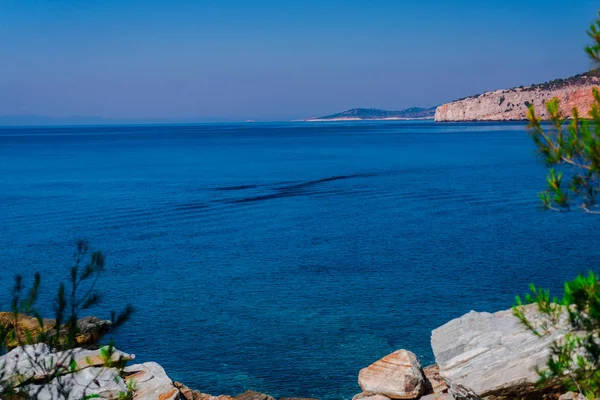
(352, 393), (391, 400)
(431, 304), (574, 399)
(558, 392), (586, 400)
(422, 365), (447, 395)
(174, 382), (235, 400)
(0, 343), (54, 386)
(75, 316), (113, 344)
(0, 312), (112, 348)
(279, 398), (320, 400)
(0, 344), (134, 387)
(434, 72), (600, 122)
(124, 362), (179, 400)
(0, 312), (56, 344)
(419, 394), (454, 400)
(19, 366), (127, 400)
(234, 390), (276, 400)
(358, 350), (426, 399)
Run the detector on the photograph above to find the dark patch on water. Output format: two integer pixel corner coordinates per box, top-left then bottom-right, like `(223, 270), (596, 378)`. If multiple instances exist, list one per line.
(231, 173), (376, 203)
(174, 203), (209, 211)
(214, 184), (259, 191)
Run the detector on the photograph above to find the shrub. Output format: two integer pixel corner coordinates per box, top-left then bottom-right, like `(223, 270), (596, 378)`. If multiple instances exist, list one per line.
(514, 272), (600, 396)
(526, 12), (600, 214)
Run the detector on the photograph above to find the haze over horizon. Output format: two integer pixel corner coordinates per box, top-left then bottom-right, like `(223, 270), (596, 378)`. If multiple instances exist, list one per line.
(1, 0), (598, 122)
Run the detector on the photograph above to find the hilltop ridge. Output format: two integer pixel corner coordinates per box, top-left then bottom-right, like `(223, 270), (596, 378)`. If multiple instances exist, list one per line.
(307, 107), (436, 121)
(435, 71), (600, 121)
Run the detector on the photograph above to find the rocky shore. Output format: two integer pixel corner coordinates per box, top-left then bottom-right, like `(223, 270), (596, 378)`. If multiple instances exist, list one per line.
(434, 72), (600, 122)
(0, 304), (589, 400)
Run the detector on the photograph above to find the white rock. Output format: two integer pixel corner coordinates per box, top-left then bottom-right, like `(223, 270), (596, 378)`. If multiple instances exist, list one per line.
(558, 392), (586, 400)
(419, 394), (455, 400)
(0, 344), (134, 393)
(124, 362), (179, 400)
(0, 344), (56, 386)
(352, 393), (391, 400)
(431, 304), (574, 399)
(0, 344), (134, 387)
(20, 366), (127, 400)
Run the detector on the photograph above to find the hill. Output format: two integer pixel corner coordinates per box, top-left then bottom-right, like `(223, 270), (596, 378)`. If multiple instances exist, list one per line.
(435, 71), (600, 122)
(307, 107), (436, 121)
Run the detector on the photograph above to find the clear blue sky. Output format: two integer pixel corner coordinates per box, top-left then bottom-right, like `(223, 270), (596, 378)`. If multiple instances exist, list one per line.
(1, 0), (598, 121)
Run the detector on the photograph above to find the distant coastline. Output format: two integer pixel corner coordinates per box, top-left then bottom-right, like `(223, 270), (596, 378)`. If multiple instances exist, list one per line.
(305, 116), (434, 122)
(305, 107), (436, 122)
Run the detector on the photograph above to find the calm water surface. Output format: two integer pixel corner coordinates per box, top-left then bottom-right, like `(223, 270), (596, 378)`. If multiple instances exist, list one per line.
(0, 121), (597, 399)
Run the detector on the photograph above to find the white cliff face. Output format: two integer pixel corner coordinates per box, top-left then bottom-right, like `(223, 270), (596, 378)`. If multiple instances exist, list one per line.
(435, 76), (600, 122)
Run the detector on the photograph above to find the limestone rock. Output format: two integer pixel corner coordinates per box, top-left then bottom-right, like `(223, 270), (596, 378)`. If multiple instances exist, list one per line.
(431, 304), (574, 399)
(422, 365), (447, 395)
(234, 390), (276, 400)
(0, 343), (54, 386)
(19, 366), (127, 400)
(174, 381), (234, 400)
(358, 350), (425, 399)
(558, 393), (586, 400)
(434, 73), (600, 122)
(0, 312), (112, 348)
(352, 393), (391, 400)
(279, 398), (320, 400)
(419, 394), (454, 400)
(124, 362), (179, 400)
(0, 344), (134, 388)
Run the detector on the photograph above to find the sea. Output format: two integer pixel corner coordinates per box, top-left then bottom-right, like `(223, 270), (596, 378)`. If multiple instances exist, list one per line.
(0, 121), (597, 399)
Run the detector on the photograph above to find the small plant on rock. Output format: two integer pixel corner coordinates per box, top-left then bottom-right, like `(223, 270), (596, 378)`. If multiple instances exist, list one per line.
(514, 272), (600, 397)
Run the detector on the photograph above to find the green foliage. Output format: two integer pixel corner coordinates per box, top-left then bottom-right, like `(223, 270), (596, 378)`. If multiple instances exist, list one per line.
(517, 13), (600, 397)
(0, 241), (134, 399)
(585, 12), (600, 65)
(526, 15), (600, 213)
(118, 378), (137, 400)
(514, 272), (600, 397)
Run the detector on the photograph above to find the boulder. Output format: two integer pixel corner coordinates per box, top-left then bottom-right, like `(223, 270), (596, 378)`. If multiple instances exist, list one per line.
(422, 365), (447, 395)
(431, 304), (573, 399)
(419, 394), (454, 400)
(558, 393), (586, 400)
(358, 350), (426, 399)
(352, 393), (391, 400)
(279, 398), (320, 400)
(234, 390), (276, 400)
(124, 362), (179, 400)
(174, 381), (235, 400)
(0, 312), (112, 348)
(75, 316), (113, 344)
(0, 344), (134, 387)
(19, 366), (127, 400)
(0, 343), (54, 386)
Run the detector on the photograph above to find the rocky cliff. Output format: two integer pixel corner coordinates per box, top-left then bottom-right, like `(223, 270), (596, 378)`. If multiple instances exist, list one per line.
(435, 72), (600, 122)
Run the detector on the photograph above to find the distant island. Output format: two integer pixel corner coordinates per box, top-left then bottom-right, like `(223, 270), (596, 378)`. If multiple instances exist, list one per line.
(305, 107), (437, 121)
(435, 70), (600, 122)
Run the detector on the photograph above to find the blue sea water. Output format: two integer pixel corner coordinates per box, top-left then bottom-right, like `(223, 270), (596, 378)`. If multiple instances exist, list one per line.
(0, 121), (597, 399)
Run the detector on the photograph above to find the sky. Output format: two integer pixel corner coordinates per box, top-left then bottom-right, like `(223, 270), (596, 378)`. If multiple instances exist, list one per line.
(1, 0), (599, 122)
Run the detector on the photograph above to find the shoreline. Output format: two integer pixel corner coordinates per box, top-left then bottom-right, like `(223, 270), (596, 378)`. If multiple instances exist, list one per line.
(0, 304), (580, 400)
(302, 117), (435, 122)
